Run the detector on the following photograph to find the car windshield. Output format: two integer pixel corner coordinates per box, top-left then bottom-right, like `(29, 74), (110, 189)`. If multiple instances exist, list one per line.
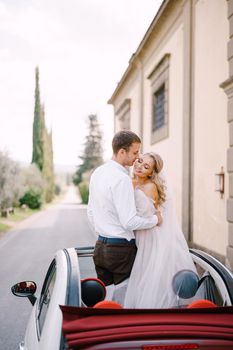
(78, 251), (96, 280)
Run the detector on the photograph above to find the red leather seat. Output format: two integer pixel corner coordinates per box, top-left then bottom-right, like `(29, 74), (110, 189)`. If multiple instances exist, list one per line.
(94, 300), (123, 309)
(188, 299), (217, 308)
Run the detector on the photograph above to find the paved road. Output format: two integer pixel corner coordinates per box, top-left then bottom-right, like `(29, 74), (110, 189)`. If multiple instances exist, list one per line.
(0, 186), (96, 350)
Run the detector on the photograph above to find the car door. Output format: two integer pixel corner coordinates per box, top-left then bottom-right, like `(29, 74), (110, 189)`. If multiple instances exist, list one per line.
(21, 248), (84, 350)
(22, 251), (69, 350)
(37, 260), (56, 335)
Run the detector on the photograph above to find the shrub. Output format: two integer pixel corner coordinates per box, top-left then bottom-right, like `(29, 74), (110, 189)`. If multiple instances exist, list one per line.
(78, 182), (89, 204)
(19, 189), (43, 209)
(54, 184), (61, 196)
(19, 164), (46, 208)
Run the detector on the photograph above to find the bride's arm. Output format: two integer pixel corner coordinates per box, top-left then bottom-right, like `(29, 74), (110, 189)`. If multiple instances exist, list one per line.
(143, 182), (159, 209)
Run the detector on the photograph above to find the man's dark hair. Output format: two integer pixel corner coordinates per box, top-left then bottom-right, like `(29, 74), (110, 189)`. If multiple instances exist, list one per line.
(112, 130), (141, 154)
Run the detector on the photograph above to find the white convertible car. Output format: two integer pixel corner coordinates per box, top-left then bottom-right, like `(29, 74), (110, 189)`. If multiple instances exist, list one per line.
(11, 247), (233, 350)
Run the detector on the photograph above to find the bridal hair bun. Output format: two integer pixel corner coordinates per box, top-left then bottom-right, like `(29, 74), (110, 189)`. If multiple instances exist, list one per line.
(148, 152), (163, 174)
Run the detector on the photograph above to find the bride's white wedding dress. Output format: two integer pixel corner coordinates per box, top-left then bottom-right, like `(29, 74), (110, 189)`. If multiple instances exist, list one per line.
(124, 176), (196, 308)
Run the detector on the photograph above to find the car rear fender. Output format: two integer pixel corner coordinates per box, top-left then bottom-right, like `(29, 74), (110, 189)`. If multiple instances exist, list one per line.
(190, 249), (233, 305)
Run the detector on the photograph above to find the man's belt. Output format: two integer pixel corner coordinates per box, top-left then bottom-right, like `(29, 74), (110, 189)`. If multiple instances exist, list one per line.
(98, 235), (135, 245)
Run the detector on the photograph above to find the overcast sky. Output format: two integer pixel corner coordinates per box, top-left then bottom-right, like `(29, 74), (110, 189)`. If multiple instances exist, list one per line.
(0, 0), (163, 167)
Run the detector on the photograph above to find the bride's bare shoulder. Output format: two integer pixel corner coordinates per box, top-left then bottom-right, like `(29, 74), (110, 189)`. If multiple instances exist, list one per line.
(144, 181), (157, 192)
(144, 182), (158, 205)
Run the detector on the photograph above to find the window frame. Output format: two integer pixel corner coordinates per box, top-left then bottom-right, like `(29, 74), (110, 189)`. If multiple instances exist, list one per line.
(115, 98), (131, 130)
(152, 83), (166, 131)
(148, 54), (170, 144)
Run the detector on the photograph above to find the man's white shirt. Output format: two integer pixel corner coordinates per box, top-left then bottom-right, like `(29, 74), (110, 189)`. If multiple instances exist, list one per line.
(87, 160), (158, 241)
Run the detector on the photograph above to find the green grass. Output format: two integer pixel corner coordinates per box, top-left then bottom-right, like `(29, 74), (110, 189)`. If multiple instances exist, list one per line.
(8, 207), (40, 222)
(0, 222), (11, 233)
(0, 207), (40, 233)
(0, 194), (63, 234)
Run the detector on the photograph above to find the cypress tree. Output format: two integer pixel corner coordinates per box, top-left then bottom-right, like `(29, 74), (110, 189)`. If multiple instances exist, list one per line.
(43, 124), (54, 202)
(73, 114), (103, 185)
(31, 67), (55, 202)
(32, 67), (43, 171)
(47, 130), (54, 201)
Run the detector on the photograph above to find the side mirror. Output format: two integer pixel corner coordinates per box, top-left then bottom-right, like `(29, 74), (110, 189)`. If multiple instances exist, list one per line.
(81, 278), (106, 307)
(172, 270), (199, 306)
(11, 281), (37, 305)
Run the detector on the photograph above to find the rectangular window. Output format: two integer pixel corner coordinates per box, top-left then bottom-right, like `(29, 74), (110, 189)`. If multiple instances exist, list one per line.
(115, 99), (131, 130)
(148, 54), (170, 144)
(152, 84), (165, 131)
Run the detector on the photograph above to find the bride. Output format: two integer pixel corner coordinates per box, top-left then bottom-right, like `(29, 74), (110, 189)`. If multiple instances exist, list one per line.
(124, 152), (196, 308)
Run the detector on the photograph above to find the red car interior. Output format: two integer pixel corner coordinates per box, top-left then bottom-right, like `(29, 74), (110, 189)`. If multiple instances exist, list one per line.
(60, 305), (233, 349)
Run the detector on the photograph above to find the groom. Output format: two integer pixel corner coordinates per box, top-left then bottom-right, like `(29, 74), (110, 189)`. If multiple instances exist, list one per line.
(87, 130), (162, 299)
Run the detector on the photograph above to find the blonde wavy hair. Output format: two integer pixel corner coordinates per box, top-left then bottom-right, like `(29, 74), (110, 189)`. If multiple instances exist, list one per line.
(145, 152), (166, 206)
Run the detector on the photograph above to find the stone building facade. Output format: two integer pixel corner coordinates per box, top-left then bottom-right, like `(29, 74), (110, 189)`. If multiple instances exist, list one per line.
(108, 0), (233, 268)
(221, 0), (233, 270)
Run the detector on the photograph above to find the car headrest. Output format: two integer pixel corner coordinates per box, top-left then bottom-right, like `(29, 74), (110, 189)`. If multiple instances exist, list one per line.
(93, 300), (123, 309)
(187, 299), (217, 308)
(172, 269), (199, 299)
(81, 278), (106, 307)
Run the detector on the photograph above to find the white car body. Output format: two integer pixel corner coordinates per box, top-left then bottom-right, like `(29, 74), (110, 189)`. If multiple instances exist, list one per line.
(19, 249), (81, 350)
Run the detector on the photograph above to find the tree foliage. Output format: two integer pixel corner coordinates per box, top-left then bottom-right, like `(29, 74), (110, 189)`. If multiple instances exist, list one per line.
(31, 67), (54, 202)
(41, 105), (54, 202)
(19, 189), (43, 209)
(0, 151), (23, 209)
(0, 67), (55, 211)
(20, 163), (45, 194)
(32, 67), (44, 171)
(0, 153), (46, 211)
(78, 181), (89, 204)
(73, 114), (104, 185)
